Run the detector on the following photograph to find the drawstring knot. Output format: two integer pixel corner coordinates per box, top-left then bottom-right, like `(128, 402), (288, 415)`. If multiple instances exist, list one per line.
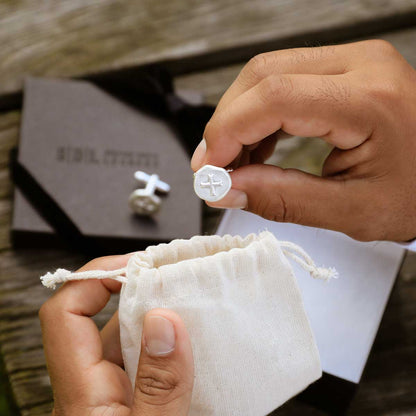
(280, 241), (338, 282)
(40, 268), (73, 289)
(40, 267), (128, 289)
(310, 266), (338, 282)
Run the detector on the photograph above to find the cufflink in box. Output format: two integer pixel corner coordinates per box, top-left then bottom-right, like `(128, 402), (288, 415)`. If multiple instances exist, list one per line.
(12, 77), (202, 252)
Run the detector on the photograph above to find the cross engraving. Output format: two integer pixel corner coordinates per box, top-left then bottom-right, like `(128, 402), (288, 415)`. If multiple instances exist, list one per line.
(200, 173), (223, 197)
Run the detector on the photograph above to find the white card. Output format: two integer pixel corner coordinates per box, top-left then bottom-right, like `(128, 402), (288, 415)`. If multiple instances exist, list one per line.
(216, 210), (405, 383)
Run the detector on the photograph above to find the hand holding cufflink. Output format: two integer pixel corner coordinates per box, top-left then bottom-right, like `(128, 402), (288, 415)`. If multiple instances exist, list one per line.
(193, 164), (248, 209)
(129, 171), (170, 215)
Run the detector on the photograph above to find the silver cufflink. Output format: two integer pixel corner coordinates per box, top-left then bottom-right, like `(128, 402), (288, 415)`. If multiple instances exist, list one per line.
(193, 165), (232, 202)
(129, 171), (170, 215)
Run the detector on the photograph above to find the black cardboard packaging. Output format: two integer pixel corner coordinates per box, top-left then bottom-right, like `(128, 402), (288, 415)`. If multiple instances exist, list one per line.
(12, 77), (201, 252)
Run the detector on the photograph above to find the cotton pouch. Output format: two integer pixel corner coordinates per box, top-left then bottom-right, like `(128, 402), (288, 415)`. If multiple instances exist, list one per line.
(41, 231), (336, 416)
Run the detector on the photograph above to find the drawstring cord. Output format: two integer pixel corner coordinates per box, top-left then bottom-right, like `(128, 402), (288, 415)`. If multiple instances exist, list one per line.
(40, 241), (337, 289)
(40, 267), (128, 289)
(280, 241), (338, 282)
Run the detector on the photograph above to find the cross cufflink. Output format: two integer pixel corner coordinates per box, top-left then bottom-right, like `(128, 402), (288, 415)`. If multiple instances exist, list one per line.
(200, 173), (223, 197)
(129, 171), (170, 215)
(193, 165), (232, 202)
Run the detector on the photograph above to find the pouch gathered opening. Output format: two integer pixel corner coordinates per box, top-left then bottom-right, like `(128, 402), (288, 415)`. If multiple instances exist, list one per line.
(134, 233), (265, 270)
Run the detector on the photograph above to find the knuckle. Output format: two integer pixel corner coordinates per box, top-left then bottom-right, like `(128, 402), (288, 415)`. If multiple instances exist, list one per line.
(282, 45), (338, 68)
(288, 46), (324, 64)
(270, 194), (289, 223)
(287, 47), (309, 64)
(349, 227), (378, 242)
(318, 44), (338, 59)
(204, 118), (226, 143)
(256, 193), (302, 224)
(81, 256), (112, 271)
(259, 75), (294, 105)
(273, 196), (303, 224)
(318, 76), (351, 105)
(365, 39), (398, 57)
(203, 119), (215, 138)
(366, 78), (403, 107)
(244, 53), (273, 82)
(39, 297), (65, 326)
(38, 300), (52, 322)
(252, 171), (303, 224)
(136, 363), (181, 404)
(347, 223), (369, 241)
(253, 194), (284, 222)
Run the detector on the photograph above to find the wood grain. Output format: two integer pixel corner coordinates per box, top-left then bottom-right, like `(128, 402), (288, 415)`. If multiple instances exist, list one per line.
(1, 25), (416, 416)
(174, 25), (416, 101)
(1, 0), (416, 109)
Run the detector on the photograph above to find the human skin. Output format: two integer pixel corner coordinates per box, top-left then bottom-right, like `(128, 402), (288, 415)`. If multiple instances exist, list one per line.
(39, 254), (194, 416)
(191, 40), (416, 242)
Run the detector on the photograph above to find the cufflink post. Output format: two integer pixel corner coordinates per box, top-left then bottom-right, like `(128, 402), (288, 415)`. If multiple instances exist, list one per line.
(129, 171), (170, 215)
(134, 171), (171, 193)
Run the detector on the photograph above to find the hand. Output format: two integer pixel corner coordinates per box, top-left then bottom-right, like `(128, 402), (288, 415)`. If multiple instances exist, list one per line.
(39, 255), (194, 416)
(191, 40), (416, 242)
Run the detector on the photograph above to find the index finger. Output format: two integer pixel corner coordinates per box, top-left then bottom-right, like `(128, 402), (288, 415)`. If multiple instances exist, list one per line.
(39, 254), (131, 392)
(215, 41), (381, 116)
(196, 73), (373, 169)
(215, 44), (352, 113)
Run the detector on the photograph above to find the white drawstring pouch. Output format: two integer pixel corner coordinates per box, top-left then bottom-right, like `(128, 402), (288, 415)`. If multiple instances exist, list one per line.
(41, 231), (337, 416)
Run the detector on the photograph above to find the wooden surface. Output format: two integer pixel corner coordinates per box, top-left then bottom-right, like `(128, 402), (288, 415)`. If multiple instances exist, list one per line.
(1, 0), (416, 109)
(0, 2), (416, 415)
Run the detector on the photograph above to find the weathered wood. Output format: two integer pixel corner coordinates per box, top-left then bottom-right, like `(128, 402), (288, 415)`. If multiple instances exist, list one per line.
(0, 199), (12, 251)
(0, 248), (119, 412)
(1, 1), (416, 109)
(174, 26), (416, 100)
(0, 111), (19, 198)
(0, 111), (20, 252)
(346, 255), (416, 415)
(1, 25), (416, 416)
(21, 403), (53, 416)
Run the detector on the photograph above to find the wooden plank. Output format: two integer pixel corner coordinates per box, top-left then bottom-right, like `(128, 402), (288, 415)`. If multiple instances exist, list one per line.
(0, 111), (20, 252)
(1, 25), (416, 415)
(9, 369), (54, 411)
(0, 199), (12, 251)
(1, 1), (416, 109)
(0, 111), (19, 198)
(348, 260), (416, 415)
(174, 26), (416, 103)
(21, 403), (53, 416)
(0, 248), (119, 411)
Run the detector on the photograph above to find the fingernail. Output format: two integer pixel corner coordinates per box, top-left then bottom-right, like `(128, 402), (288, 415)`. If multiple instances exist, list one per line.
(143, 315), (176, 357)
(208, 189), (248, 209)
(191, 138), (206, 171)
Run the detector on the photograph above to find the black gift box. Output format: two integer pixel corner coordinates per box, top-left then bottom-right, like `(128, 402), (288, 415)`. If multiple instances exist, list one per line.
(12, 77), (204, 253)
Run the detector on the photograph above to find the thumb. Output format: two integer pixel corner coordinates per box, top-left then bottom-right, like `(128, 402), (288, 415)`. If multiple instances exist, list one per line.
(208, 164), (362, 238)
(132, 309), (194, 416)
